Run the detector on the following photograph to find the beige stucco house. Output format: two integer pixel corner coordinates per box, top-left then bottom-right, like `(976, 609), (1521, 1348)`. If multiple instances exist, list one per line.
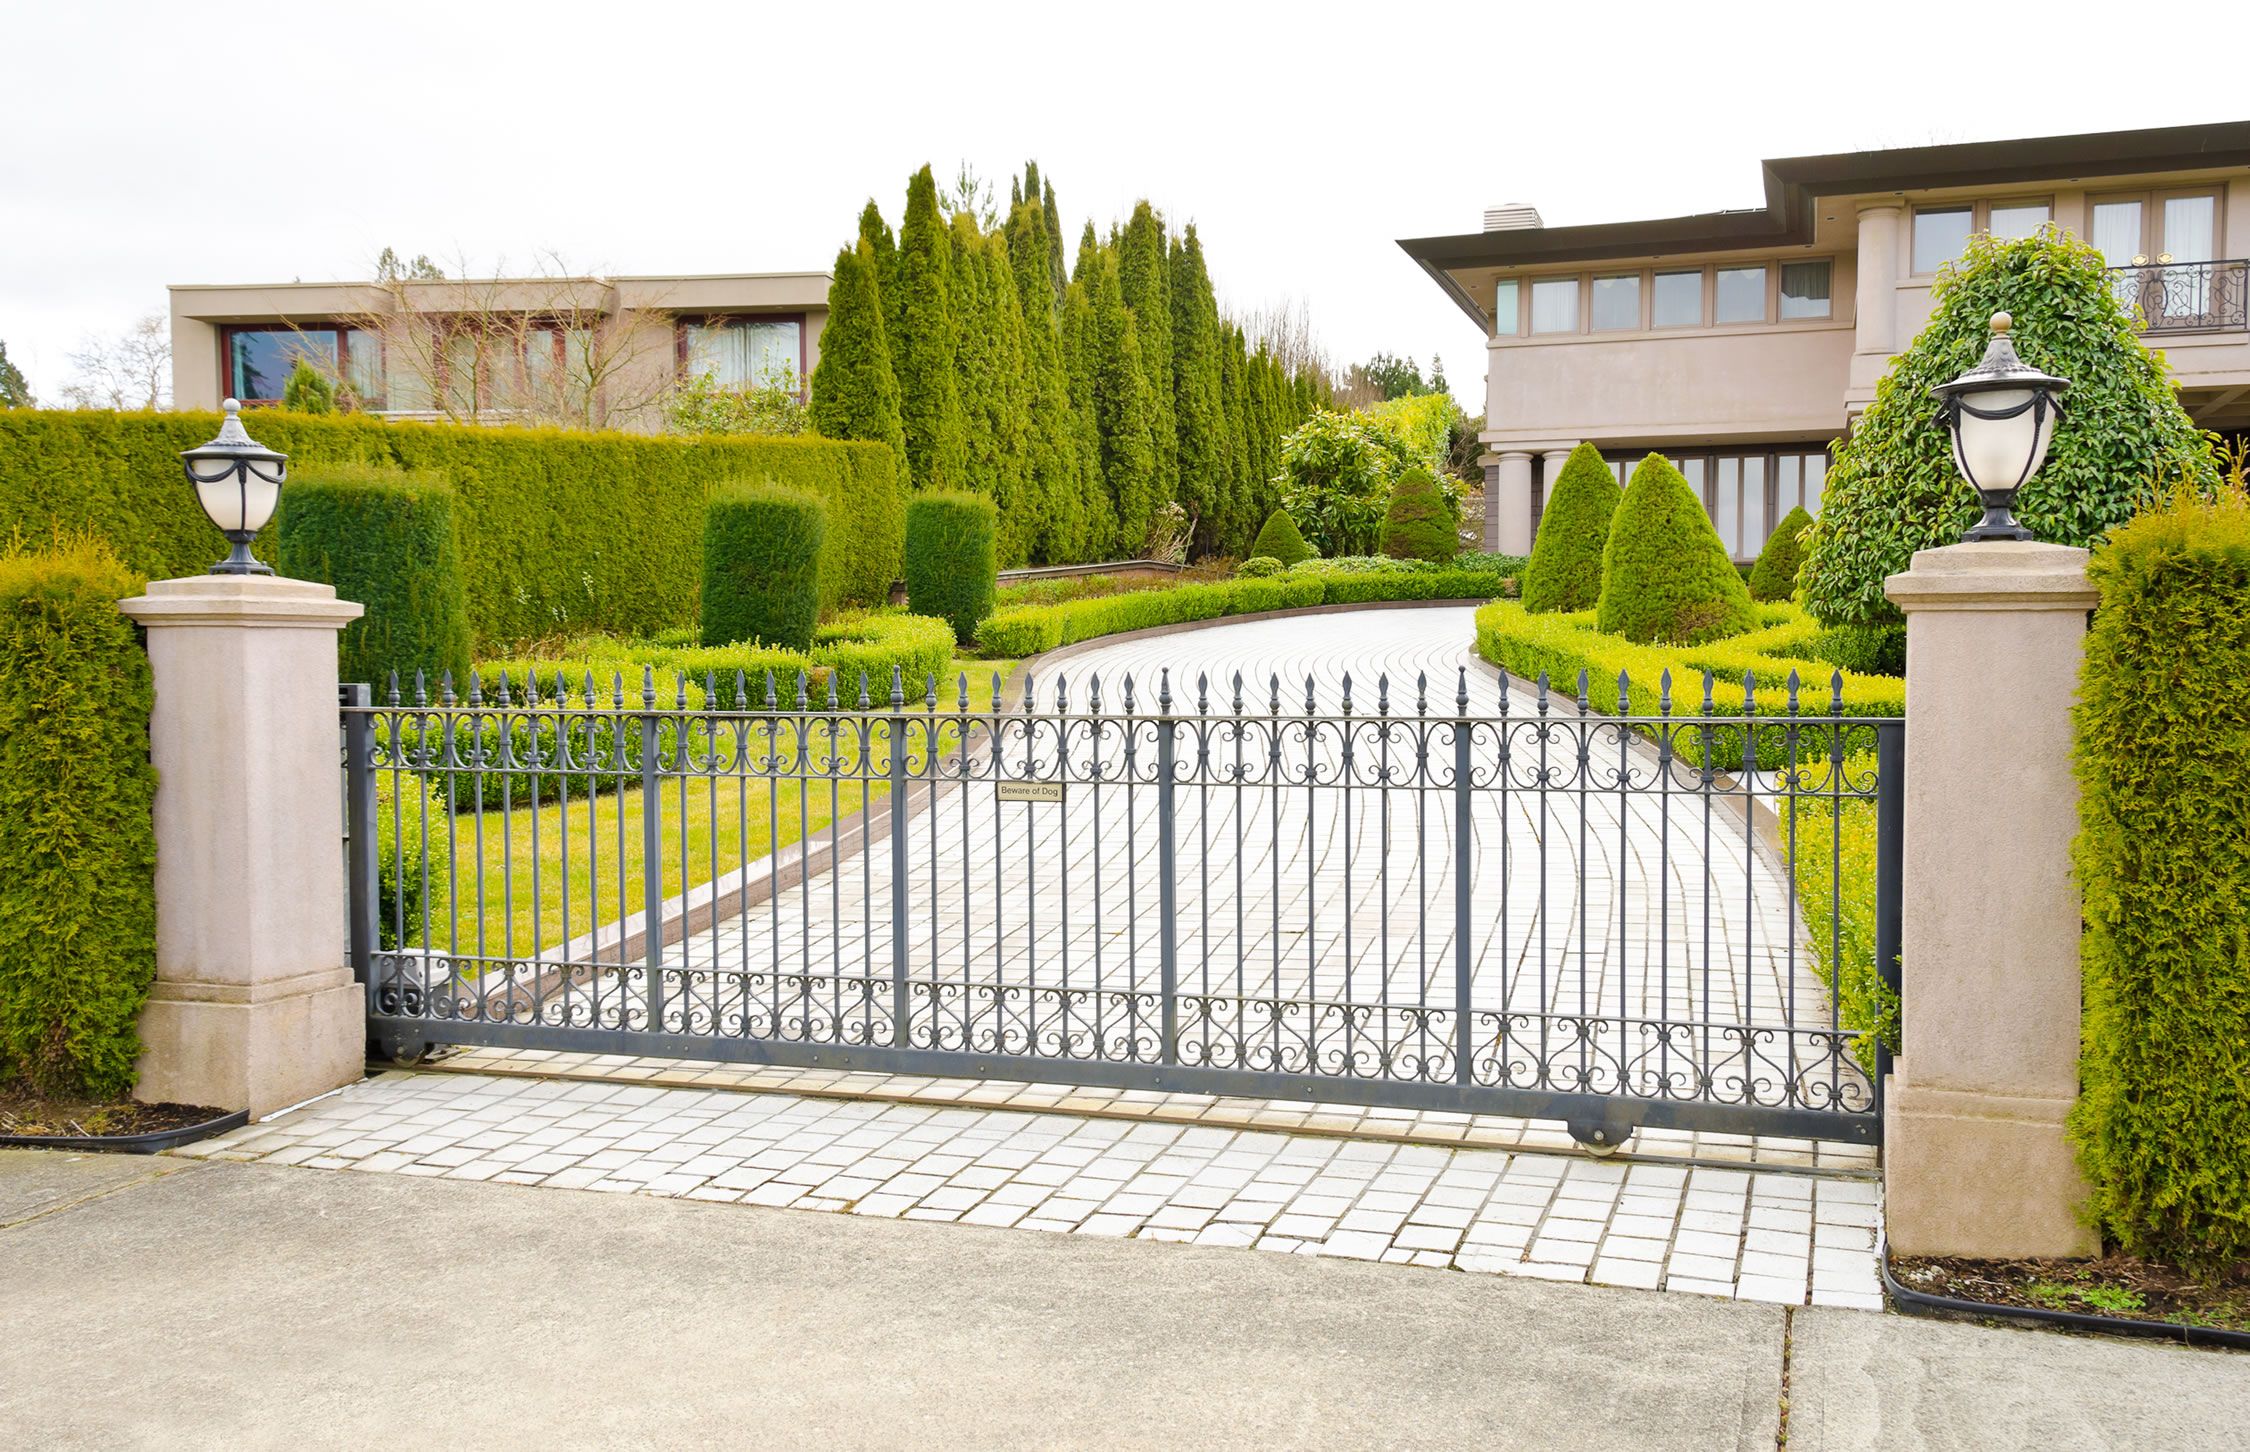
(170, 270), (831, 433)
(1401, 121), (2250, 558)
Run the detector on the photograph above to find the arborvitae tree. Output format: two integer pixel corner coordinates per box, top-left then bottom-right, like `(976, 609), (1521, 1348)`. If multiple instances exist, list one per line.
(1748, 505), (1814, 603)
(1249, 508), (1314, 567)
(892, 166), (968, 492)
(1381, 467), (1458, 562)
(948, 222), (1036, 565)
(1117, 202), (1179, 508)
(1086, 248), (1161, 554)
(1039, 170), (1068, 311)
(808, 241), (907, 488)
(1169, 227), (1229, 553)
(1007, 196), (1084, 563)
(858, 200), (897, 301)
(1058, 279), (1113, 556)
(1521, 442), (1622, 613)
(281, 358), (336, 414)
(1216, 324), (1255, 551)
(1597, 454), (1759, 645)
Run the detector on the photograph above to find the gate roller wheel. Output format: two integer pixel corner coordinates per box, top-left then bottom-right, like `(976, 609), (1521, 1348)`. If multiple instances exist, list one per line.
(388, 1042), (430, 1068)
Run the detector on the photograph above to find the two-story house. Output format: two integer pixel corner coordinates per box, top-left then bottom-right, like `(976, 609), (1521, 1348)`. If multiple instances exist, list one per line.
(1400, 121), (2250, 558)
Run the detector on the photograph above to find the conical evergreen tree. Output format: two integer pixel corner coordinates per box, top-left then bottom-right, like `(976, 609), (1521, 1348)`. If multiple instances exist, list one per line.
(1038, 170), (1068, 312)
(1117, 202), (1179, 508)
(947, 221), (1037, 565)
(858, 200), (896, 296)
(807, 241), (906, 488)
(1597, 454), (1759, 645)
(1085, 248), (1161, 554)
(1058, 279), (1114, 555)
(1521, 442), (1620, 613)
(892, 166), (968, 493)
(1215, 324), (1255, 551)
(1007, 196), (1084, 563)
(1169, 227), (1228, 553)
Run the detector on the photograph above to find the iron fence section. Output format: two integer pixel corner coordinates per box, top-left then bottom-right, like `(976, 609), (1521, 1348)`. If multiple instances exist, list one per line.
(348, 663), (1901, 1145)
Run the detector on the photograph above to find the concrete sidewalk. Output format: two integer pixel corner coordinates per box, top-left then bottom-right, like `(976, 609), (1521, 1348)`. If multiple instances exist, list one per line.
(4, 1150), (2242, 1450)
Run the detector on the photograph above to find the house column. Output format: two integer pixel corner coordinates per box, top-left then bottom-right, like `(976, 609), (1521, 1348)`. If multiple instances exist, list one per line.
(1880, 541), (2101, 1258)
(1538, 447), (1578, 546)
(1488, 451), (1535, 555)
(1854, 204), (1903, 360)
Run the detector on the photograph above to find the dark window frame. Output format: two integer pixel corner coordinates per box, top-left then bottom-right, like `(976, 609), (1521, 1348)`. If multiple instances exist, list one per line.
(220, 322), (382, 407)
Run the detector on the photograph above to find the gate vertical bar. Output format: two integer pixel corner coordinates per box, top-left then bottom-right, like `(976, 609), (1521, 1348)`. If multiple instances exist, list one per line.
(1872, 718), (1906, 1100)
(640, 673), (664, 1032)
(341, 684), (378, 1005)
(1157, 671), (1179, 1066)
(888, 670), (911, 1047)
(1452, 673), (1474, 1084)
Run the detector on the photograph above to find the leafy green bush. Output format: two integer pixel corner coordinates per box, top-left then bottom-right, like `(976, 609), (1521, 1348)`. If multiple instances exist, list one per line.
(1597, 454), (1758, 645)
(1782, 756), (1897, 1074)
(0, 410), (903, 649)
(1274, 409), (1414, 556)
(1235, 556), (1283, 578)
(1799, 230), (2214, 628)
(701, 482), (827, 651)
(281, 359), (336, 414)
(274, 463), (473, 691)
(375, 772), (449, 952)
(1380, 467), (1457, 562)
(0, 536), (155, 1098)
(903, 492), (998, 645)
(1522, 442), (1620, 614)
(2072, 484), (2250, 1267)
(1748, 505), (1813, 603)
(1249, 509), (1314, 567)
(1800, 623), (1906, 678)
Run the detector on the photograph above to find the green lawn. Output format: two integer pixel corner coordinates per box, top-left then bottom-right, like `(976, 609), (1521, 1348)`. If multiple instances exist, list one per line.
(417, 657), (1014, 962)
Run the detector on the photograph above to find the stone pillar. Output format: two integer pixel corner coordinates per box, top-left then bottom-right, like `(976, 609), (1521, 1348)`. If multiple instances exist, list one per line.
(1538, 448), (1577, 547)
(118, 575), (366, 1117)
(1882, 541), (2100, 1258)
(1854, 204), (1902, 360)
(1490, 451), (1534, 555)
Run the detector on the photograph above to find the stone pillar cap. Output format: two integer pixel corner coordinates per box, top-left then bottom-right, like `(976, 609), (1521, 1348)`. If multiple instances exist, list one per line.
(119, 573), (364, 629)
(1884, 540), (2097, 613)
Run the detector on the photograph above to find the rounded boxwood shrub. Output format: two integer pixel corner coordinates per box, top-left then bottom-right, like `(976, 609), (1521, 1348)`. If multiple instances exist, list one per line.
(702, 481), (828, 651)
(1521, 441), (1621, 614)
(1799, 230), (2215, 628)
(275, 463), (473, 690)
(1249, 509), (1314, 567)
(1748, 504), (1813, 603)
(0, 535), (156, 1098)
(903, 491), (998, 646)
(1379, 468), (1457, 562)
(2072, 483), (2250, 1267)
(1597, 453), (1758, 645)
(1235, 556), (1283, 578)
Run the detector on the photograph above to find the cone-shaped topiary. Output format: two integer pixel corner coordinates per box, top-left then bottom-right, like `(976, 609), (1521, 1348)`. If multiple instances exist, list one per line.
(1380, 467), (1457, 562)
(1799, 230), (2214, 628)
(701, 481), (827, 651)
(1249, 509), (1313, 567)
(275, 463), (472, 690)
(808, 240), (907, 489)
(904, 491), (998, 645)
(1748, 505), (1814, 603)
(282, 358), (335, 414)
(1521, 442), (1620, 613)
(1596, 454), (1759, 645)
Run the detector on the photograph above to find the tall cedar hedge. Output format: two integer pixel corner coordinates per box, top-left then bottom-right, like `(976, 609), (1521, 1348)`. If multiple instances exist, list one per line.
(1748, 505), (1814, 603)
(1597, 454), (1759, 645)
(274, 463), (473, 690)
(1521, 441), (1621, 613)
(1380, 467), (1456, 562)
(903, 491), (999, 645)
(2071, 484), (2250, 1266)
(0, 410), (900, 650)
(700, 483), (828, 651)
(1800, 230), (2213, 628)
(0, 536), (156, 1097)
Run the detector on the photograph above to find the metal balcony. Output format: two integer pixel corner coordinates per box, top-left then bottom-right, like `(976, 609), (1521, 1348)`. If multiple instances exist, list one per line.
(2107, 259), (2249, 334)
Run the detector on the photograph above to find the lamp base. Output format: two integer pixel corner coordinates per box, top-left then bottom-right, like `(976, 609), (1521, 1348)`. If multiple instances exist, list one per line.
(209, 537), (274, 576)
(1962, 496), (2036, 544)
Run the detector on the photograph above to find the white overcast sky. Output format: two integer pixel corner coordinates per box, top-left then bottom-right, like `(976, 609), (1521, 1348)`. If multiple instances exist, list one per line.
(2, 0), (2239, 408)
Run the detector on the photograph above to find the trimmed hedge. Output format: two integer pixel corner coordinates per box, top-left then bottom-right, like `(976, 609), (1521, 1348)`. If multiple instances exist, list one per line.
(1521, 441), (1620, 614)
(1597, 454), (1759, 645)
(274, 463), (473, 690)
(1249, 509), (1314, 567)
(904, 492), (999, 645)
(1783, 756), (1896, 1073)
(1235, 556), (1283, 578)
(0, 409), (902, 649)
(1748, 505), (1812, 604)
(1801, 622), (1906, 678)
(1380, 468), (1457, 562)
(0, 536), (156, 1098)
(701, 482), (826, 651)
(2072, 485), (2250, 1267)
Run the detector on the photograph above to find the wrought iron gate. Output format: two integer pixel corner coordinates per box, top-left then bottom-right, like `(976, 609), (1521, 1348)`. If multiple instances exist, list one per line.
(344, 663), (1902, 1146)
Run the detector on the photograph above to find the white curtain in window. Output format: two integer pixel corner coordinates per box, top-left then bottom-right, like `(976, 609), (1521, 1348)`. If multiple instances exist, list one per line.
(687, 320), (801, 388)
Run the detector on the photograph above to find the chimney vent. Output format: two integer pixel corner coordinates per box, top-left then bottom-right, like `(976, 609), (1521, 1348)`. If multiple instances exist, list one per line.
(1483, 203), (1543, 232)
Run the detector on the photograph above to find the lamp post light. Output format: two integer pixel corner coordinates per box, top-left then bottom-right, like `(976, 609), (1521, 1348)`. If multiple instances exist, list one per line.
(1930, 312), (2070, 543)
(178, 398), (287, 575)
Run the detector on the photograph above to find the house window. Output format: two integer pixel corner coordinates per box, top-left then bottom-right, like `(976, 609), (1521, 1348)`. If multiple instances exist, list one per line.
(1591, 274), (1641, 331)
(1492, 280), (1520, 336)
(1530, 278), (1579, 334)
(1652, 270), (1702, 328)
(225, 325), (385, 408)
(682, 316), (803, 389)
(1779, 261), (1832, 319)
(1714, 266), (1767, 324)
(1988, 202), (2052, 240)
(1913, 207), (1975, 274)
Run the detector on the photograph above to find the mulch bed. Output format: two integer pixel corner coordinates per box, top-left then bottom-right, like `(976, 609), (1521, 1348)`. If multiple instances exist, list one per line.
(0, 1086), (227, 1141)
(1892, 1253), (2250, 1333)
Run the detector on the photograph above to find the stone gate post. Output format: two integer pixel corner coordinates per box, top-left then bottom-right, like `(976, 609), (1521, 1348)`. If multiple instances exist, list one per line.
(119, 575), (364, 1117)
(1882, 540), (2099, 1257)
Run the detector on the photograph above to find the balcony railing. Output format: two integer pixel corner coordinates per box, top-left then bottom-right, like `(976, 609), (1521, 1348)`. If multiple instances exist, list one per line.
(2107, 260), (2248, 334)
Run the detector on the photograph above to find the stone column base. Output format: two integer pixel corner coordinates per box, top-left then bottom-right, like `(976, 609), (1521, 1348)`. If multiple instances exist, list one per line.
(133, 968), (363, 1117)
(1883, 1067), (2098, 1258)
